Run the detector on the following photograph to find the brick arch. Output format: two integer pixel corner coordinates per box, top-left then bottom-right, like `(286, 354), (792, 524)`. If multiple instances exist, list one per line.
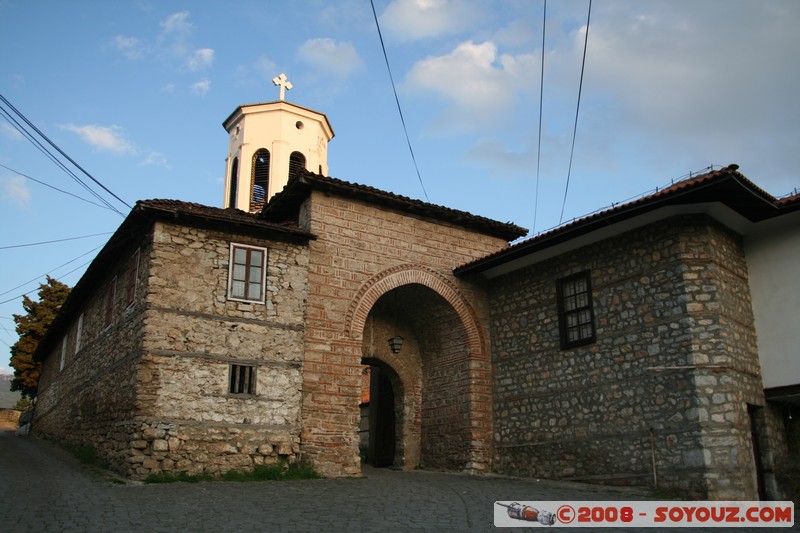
(345, 264), (485, 355)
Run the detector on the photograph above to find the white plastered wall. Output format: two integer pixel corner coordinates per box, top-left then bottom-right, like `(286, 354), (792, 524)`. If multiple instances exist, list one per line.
(744, 212), (800, 389)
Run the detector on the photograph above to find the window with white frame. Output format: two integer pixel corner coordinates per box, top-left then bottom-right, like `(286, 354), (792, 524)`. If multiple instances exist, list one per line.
(59, 336), (67, 371)
(126, 248), (140, 307)
(227, 244), (267, 303)
(74, 313), (83, 355)
(104, 276), (117, 328)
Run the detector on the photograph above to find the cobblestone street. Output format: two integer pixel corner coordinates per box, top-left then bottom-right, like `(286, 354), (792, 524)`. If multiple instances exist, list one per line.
(1, 422), (795, 532)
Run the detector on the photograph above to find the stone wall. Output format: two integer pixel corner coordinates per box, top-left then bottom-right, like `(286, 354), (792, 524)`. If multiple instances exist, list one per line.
(34, 233), (151, 472)
(0, 409), (21, 423)
(132, 221), (309, 479)
(298, 191), (507, 476)
(488, 215), (768, 499)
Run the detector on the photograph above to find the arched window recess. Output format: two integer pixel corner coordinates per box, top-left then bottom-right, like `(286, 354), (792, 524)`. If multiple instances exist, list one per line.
(251, 148), (270, 212)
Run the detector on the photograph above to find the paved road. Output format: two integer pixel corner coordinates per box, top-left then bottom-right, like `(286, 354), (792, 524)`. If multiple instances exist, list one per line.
(1, 421), (796, 532)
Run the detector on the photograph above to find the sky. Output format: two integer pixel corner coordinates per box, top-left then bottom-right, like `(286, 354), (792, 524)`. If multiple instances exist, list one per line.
(1, 0), (799, 375)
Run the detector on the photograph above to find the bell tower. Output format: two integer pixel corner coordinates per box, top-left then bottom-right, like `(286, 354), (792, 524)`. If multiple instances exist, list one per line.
(222, 74), (334, 212)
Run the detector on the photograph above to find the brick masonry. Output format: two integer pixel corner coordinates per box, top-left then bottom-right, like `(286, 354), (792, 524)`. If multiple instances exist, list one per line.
(487, 215), (769, 499)
(297, 191), (506, 477)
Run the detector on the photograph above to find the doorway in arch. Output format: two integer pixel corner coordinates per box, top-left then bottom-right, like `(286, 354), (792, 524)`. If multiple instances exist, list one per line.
(359, 284), (483, 471)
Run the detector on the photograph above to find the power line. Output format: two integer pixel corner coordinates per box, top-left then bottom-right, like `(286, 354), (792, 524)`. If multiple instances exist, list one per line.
(0, 106), (123, 215)
(369, 0), (430, 202)
(533, 0), (547, 233)
(0, 232), (113, 250)
(0, 244), (103, 302)
(0, 93), (130, 215)
(559, 0), (592, 224)
(0, 163), (115, 210)
(0, 257), (94, 306)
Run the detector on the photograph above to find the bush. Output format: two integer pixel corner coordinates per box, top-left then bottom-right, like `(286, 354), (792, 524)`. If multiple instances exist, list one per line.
(14, 397), (32, 411)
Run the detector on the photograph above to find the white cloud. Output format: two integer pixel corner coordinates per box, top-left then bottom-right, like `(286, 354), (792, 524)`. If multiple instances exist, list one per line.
(297, 38), (363, 78)
(572, 0), (800, 186)
(191, 79), (211, 95)
(404, 41), (537, 131)
(2, 175), (31, 208)
(112, 35), (147, 59)
(160, 11), (193, 37)
(60, 124), (136, 155)
(186, 48), (214, 71)
(1, 122), (24, 141)
(141, 151), (169, 168)
(380, 0), (480, 41)
(466, 139), (535, 174)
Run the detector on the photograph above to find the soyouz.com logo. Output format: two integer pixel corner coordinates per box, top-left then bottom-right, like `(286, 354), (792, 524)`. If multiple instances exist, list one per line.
(494, 501), (794, 528)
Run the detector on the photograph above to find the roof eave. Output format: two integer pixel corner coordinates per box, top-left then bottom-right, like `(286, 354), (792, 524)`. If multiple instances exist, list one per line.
(454, 166), (786, 277)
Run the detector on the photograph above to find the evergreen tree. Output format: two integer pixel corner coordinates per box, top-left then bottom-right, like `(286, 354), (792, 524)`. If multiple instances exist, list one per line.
(9, 276), (71, 398)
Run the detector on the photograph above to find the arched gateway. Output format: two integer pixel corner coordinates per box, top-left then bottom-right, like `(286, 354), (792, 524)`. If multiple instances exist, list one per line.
(346, 266), (493, 472)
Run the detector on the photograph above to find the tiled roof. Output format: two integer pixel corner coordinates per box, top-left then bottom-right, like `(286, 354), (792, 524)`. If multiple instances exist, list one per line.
(136, 199), (313, 238)
(454, 164), (798, 276)
(262, 171), (528, 241)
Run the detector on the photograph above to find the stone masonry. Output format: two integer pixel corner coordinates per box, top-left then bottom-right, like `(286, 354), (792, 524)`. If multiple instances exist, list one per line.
(132, 221), (309, 478)
(35, 208), (312, 480)
(487, 215), (768, 499)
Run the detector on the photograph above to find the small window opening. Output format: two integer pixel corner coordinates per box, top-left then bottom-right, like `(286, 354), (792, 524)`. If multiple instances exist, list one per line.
(229, 364), (256, 395)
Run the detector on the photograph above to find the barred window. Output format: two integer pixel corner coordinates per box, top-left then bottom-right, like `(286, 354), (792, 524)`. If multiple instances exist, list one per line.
(227, 244), (267, 302)
(229, 364), (256, 395)
(557, 271), (596, 349)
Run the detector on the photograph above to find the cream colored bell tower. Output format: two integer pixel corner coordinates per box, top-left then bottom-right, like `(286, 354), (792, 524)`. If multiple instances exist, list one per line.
(222, 74), (334, 212)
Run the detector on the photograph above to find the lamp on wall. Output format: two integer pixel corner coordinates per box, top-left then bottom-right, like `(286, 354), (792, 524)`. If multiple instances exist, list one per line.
(388, 335), (404, 354)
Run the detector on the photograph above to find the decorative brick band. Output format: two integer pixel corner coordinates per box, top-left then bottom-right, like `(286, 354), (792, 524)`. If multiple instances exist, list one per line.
(344, 263), (485, 353)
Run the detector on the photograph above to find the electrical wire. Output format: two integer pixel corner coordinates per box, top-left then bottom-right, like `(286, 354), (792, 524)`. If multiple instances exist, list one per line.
(0, 106), (125, 217)
(533, 0), (547, 233)
(559, 0), (592, 224)
(0, 244), (103, 301)
(369, 0), (430, 202)
(0, 93), (130, 215)
(0, 163), (115, 211)
(0, 106), (118, 212)
(0, 232), (113, 250)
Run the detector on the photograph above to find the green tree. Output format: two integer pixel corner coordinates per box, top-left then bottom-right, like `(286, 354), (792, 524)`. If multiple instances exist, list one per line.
(9, 276), (71, 398)
(14, 396), (32, 411)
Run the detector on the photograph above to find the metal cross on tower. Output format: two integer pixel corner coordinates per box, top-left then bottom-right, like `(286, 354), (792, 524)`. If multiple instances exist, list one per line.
(272, 73), (293, 101)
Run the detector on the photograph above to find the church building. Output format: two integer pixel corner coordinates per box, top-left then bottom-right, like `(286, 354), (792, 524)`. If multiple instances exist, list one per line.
(32, 77), (799, 500)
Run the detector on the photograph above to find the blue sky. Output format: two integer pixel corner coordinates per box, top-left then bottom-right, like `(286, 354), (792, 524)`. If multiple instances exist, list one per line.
(1, 0), (799, 374)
